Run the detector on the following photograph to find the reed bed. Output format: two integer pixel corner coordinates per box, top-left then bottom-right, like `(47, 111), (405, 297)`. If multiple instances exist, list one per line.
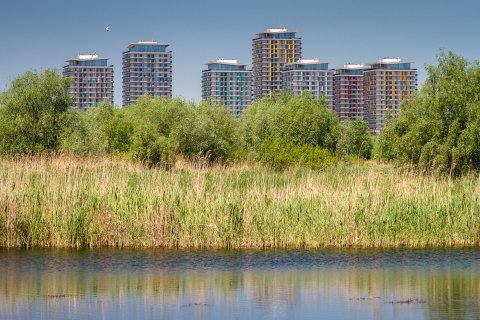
(0, 156), (479, 248)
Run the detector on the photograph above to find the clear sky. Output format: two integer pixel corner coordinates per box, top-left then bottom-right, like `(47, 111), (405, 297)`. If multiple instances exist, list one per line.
(1, 0), (479, 106)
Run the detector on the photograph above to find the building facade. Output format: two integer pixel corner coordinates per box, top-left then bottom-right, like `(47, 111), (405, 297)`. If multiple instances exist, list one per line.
(122, 41), (172, 106)
(62, 54), (113, 109)
(201, 59), (252, 118)
(332, 64), (365, 122)
(252, 28), (301, 100)
(364, 58), (417, 134)
(282, 58), (333, 107)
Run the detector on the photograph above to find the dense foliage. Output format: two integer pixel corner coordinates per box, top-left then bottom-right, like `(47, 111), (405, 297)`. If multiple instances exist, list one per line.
(240, 93), (342, 168)
(336, 119), (373, 160)
(62, 97), (239, 167)
(0, 70), (72, 154)
(241, 92), (339, 152)
(0, 70), (376, 169)
(258, 137), (336, 169)
(379, 51), (480, 174)
(2, 51), (480, 174)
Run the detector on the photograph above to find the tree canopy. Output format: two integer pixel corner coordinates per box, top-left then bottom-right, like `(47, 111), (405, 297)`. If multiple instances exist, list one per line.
(240, 92), (340, 152)
(0, 71), (377, 170)
(378, 51), (480, 174)
(0, 70), (71, 154)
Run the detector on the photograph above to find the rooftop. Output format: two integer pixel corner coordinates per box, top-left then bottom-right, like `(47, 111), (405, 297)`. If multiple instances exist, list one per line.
(368, 57), (412, 65)
(266, 28), (287, 33)
(127, 41), (170, 48)
(256, 27), (297, 35)
(66, 54), (110, 62)
(379, 57), (402, 63)
(206, 59), (245, 66)
(342, 64), (365, 69)
(207, 59), (241, 65)
(204, 59), (249, 71)
(297, 58), (328, 64)
(78, 54), (98, 60)
(284, 58), (328, 66)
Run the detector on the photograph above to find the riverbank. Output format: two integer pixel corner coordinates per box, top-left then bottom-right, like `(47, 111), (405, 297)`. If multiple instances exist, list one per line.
(0, 156), (478, 248)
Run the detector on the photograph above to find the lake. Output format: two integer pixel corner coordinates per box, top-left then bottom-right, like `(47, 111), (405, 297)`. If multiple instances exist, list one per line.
(0, 248), (479, 319)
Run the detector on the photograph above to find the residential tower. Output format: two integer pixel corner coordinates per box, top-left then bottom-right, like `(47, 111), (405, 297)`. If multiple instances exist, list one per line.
(252, 28), (301, 100)
(332, 64), (365, 122)
(201, 59), (252, 117)
(364, 58), (417, 134)
(62, 54), (113, 109)
(282, 58), (333, 107)
(122, 41), (172, 106)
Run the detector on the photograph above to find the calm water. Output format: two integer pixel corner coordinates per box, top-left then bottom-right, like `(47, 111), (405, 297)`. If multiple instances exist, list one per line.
(1, 248), (479, 319)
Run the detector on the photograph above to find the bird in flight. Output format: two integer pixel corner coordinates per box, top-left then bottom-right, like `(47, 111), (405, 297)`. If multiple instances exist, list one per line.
(106, 26), (110, 32)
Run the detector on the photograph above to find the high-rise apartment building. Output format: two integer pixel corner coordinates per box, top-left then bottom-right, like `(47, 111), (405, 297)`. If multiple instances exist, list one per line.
(122, 41), (172, 106)
(252, 28), (301, 100)
(282, 58), (333, 107)
(364, 58), (417, 134)
(201, 59), (252, 118)
(62, 54), (113, 109)
(333, 64), (365, 122)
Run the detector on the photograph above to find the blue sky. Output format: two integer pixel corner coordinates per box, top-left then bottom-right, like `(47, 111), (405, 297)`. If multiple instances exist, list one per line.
(1, 0), (479, 106)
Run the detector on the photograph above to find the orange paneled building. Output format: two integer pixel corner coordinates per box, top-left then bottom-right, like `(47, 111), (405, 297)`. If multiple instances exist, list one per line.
(364, 58), (417, 134)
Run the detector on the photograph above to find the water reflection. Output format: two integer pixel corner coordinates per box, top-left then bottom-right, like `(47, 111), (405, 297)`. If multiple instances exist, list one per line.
(0, 249), (479, 319)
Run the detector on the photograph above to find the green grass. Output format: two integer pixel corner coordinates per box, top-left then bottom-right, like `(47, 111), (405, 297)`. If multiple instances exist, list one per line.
(0, 156), (479, 248)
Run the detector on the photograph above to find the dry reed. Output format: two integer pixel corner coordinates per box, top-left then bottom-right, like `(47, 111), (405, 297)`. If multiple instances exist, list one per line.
(0, 156), (478, 248)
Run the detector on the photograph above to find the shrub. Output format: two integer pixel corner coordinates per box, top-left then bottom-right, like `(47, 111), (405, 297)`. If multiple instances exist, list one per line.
(241, 92), (340, 153)
(103, 110), (134, 154)
(60, 101), (112, 155)
(124, 96), (191, 137)
(0, 70), (71, 155)
(130, 126), (175, 168)
(336, 119), (373, 160)
(173, 101), (239, 161)
(259, 138), (336, 170)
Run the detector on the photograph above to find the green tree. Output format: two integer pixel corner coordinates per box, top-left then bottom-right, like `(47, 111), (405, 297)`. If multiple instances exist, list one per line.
(103, 109), (134, 154)
(378, 51), (480, 174)
(130, 126), (175, 168)
(0, 70), (72, 154)
(172, 100), (240, 161)
(241, 92), (340, 153)
(60, 101), (113, 155)
(118, 96), (240, 165)
(336, 119), (373, 160)
(124, 96), (191, 137)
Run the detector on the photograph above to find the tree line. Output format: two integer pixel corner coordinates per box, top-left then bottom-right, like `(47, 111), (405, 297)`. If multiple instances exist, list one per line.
(0, 72), (372, 169)
(0, 51), (478, 174)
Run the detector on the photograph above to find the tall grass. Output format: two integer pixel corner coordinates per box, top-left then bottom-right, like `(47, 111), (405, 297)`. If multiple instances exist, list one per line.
(0, 156), (479, 248)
